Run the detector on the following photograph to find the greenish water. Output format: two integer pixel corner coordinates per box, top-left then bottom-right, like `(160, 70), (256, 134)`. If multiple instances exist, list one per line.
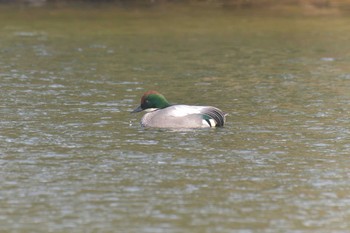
(1, 5), (350, 232)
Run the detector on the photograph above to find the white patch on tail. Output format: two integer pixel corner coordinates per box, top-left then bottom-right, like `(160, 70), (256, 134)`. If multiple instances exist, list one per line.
(202, 119), (216, 127)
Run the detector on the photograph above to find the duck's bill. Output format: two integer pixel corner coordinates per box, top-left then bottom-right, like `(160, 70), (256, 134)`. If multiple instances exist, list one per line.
(131, 105), (143, 113)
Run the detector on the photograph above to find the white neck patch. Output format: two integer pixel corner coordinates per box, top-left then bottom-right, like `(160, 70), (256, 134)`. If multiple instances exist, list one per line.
(145, 108), (159, 112)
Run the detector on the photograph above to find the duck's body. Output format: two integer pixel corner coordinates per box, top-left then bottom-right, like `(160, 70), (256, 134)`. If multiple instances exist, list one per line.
(132, 91), (226, 129)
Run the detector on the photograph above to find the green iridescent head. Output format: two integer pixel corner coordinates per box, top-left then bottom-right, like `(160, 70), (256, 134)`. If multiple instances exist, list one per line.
(131, 90), (170, 113)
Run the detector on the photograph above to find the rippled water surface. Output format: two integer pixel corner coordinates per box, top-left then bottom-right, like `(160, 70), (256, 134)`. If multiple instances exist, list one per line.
(1, 5), (350, 232)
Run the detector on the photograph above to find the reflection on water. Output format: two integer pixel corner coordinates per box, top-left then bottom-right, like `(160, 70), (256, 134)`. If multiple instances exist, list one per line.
(1, 6), (350, 232)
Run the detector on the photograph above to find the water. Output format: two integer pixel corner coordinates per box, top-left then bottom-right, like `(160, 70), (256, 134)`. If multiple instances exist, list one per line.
(1, 5), (350, 232)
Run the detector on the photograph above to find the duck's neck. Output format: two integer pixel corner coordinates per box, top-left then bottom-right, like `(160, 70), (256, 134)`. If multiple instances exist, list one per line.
(150, 94), (171, 109)
(157, 98), (171, 109)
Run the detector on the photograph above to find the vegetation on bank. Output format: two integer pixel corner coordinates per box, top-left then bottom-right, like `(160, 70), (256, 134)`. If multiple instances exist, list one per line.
(1, 0), (349, 7)
(1, 0), (350, 15)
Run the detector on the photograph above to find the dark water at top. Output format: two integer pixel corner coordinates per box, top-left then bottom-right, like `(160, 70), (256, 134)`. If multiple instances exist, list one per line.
(1, 5), (350, 232)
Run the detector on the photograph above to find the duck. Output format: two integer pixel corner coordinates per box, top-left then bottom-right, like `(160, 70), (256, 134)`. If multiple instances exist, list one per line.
(131, 90), (226, 128)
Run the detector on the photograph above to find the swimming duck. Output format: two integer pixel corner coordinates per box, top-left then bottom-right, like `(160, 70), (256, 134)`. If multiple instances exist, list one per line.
(131, 90), (226, 128)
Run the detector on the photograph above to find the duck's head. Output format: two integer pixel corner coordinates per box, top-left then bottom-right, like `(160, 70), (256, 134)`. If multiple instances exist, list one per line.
(131, 90), (171, 113)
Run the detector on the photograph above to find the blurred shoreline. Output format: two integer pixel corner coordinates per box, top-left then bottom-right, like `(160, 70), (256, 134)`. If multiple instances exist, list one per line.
(0, 0), (350, 16)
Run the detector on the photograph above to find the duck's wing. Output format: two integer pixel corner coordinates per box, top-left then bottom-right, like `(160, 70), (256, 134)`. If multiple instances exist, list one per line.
(168, 105), (226, 127)
(200, 107), (226, 127)
(167, 105), (204, 116)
